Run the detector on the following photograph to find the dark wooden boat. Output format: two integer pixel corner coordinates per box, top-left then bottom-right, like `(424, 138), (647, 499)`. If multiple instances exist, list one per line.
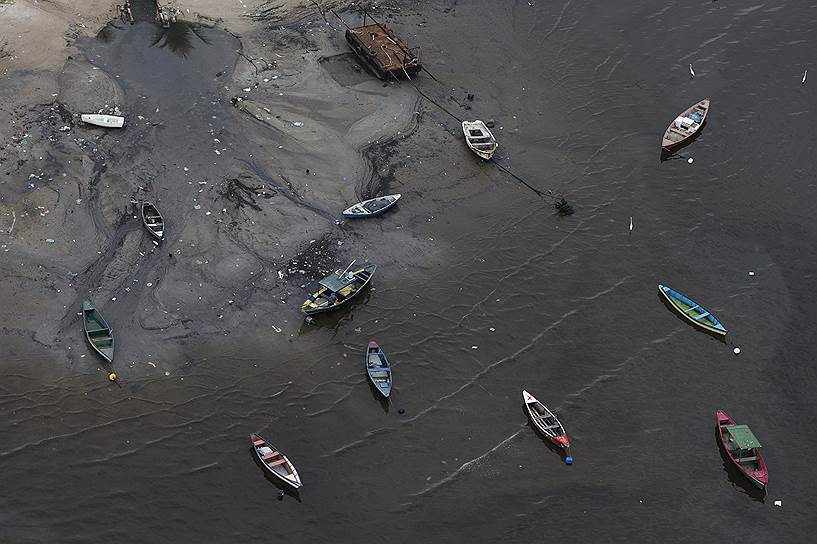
(716, 410), (768, 490)
(141, 201), (164, 240)
(343, 194), (401, 219)
(658, 284), (727, 336)
(523, 390), (572, 464)
(662, 98), (709, 149)
(83, 299), (114, 363)
(365, 340), (392, 398)
(345, 9), (421, 80)
(301, 261), (376, 316)
(250, 433), (302, 489)
(462, 120), (498, 160)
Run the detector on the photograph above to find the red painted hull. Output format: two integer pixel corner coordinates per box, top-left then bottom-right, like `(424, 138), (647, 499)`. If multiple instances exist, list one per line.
(715, 410), (768, 490)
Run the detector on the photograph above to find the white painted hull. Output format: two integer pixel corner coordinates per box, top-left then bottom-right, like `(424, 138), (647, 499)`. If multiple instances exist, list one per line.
(81, 114), (125, 128)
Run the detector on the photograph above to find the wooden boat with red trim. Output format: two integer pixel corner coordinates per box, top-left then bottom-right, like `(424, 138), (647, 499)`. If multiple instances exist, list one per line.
(716, 410), (768, 490)
(250, 433), (302, 489)
(662, 98), (709, 149)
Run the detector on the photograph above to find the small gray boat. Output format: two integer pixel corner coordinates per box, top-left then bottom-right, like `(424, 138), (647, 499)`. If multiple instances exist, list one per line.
(462, 120), (498, 160)
(83, 299), (114, 363)
(365, 340), (392, 398)
(343, 194), (401, 218)
(141, 201), (164, 240)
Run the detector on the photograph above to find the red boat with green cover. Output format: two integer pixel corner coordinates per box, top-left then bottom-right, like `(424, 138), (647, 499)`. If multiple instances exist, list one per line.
(716, 410), (768, 490)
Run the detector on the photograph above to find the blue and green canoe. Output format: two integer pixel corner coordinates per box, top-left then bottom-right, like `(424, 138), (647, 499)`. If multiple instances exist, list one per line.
(658, 284), (727, 336)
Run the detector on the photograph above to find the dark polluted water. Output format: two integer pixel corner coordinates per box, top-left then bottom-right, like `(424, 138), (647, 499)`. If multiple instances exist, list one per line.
(2, 1), (817, 542)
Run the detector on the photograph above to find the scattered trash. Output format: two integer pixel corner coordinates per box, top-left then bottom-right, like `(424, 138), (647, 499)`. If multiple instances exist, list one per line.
(398, 408), (405, 414)
(629, 216), (633, 232)
(688, 157), (694, 164)
(164, 371), (170, 376)
(749, 271), (755, 276)
(193, 204), (201, 210)
(292, 121), (304, 127)
(108, 372), (117, 382)
(471, 345), (478, 349)
(733, 347), (741, 355)
(59, 126), (71, 132)
(802, 70), (807, 85)
(774, 500), (782, 507)
(689, 63), (695, 78)
(147, 361), (156, 368)
(46, 238), (55, 244)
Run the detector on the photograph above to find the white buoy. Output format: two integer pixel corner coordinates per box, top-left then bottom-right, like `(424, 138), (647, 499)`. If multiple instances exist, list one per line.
(733, 347), (741, 355)
(803, 69), (807, 84)
(689, 63), (695, 78)
(687, 157), (694, 164)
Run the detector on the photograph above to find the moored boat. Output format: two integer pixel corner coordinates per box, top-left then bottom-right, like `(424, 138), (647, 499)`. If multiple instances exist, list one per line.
(661, 98), (709, 149)
(343, 194), (401, 219)
(81, 114), (125, 129)
(301, 261), (376, 316)
(365, 340), (392, 398)
(344, 8), (421, 80)
(658, 284), (727, 336)
(250, 433), (302, 489)
(83, 299), (114, 363)
(141, 201), (164, 240)
(523, 390), (572, 464)
(462, 120), (498, 160)
(716, 410), (768, 490)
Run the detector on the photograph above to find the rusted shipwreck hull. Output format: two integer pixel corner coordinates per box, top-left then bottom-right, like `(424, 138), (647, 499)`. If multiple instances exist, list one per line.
(345, 11), (421, 80)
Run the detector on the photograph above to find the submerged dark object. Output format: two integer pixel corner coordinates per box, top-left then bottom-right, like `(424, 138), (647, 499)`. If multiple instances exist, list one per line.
(345, 9), (421, 80)
(555, 198), (574, 215)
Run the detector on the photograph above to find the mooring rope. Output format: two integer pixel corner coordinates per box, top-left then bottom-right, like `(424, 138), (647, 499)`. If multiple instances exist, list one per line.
(410, 81), (568, 208)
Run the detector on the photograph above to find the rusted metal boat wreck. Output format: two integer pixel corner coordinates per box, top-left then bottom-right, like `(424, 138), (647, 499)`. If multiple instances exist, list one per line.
(345, 9), (421, 80)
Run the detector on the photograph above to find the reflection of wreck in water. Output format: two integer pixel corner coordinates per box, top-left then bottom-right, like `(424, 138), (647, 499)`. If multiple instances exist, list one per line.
(150, 21), (210, 57)
(341, 8), (421, 80)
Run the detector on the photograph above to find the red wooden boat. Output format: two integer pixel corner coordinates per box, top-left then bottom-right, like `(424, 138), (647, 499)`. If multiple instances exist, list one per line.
(716, 410), (768, 490)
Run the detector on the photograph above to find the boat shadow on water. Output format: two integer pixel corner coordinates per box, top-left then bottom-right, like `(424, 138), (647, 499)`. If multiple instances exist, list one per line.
(368, 381), (390, 413)
(250, 448), (303, 502)
(715, 427), (766, 503)
(657, 293), (728, 344)
(523, 407), (571, 463)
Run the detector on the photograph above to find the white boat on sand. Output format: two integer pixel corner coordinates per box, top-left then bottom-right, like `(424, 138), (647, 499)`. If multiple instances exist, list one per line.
(81, 114), (125, 128)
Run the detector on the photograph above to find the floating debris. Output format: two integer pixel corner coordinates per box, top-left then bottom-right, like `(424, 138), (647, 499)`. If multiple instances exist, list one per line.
(689, 63), (695, 78)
